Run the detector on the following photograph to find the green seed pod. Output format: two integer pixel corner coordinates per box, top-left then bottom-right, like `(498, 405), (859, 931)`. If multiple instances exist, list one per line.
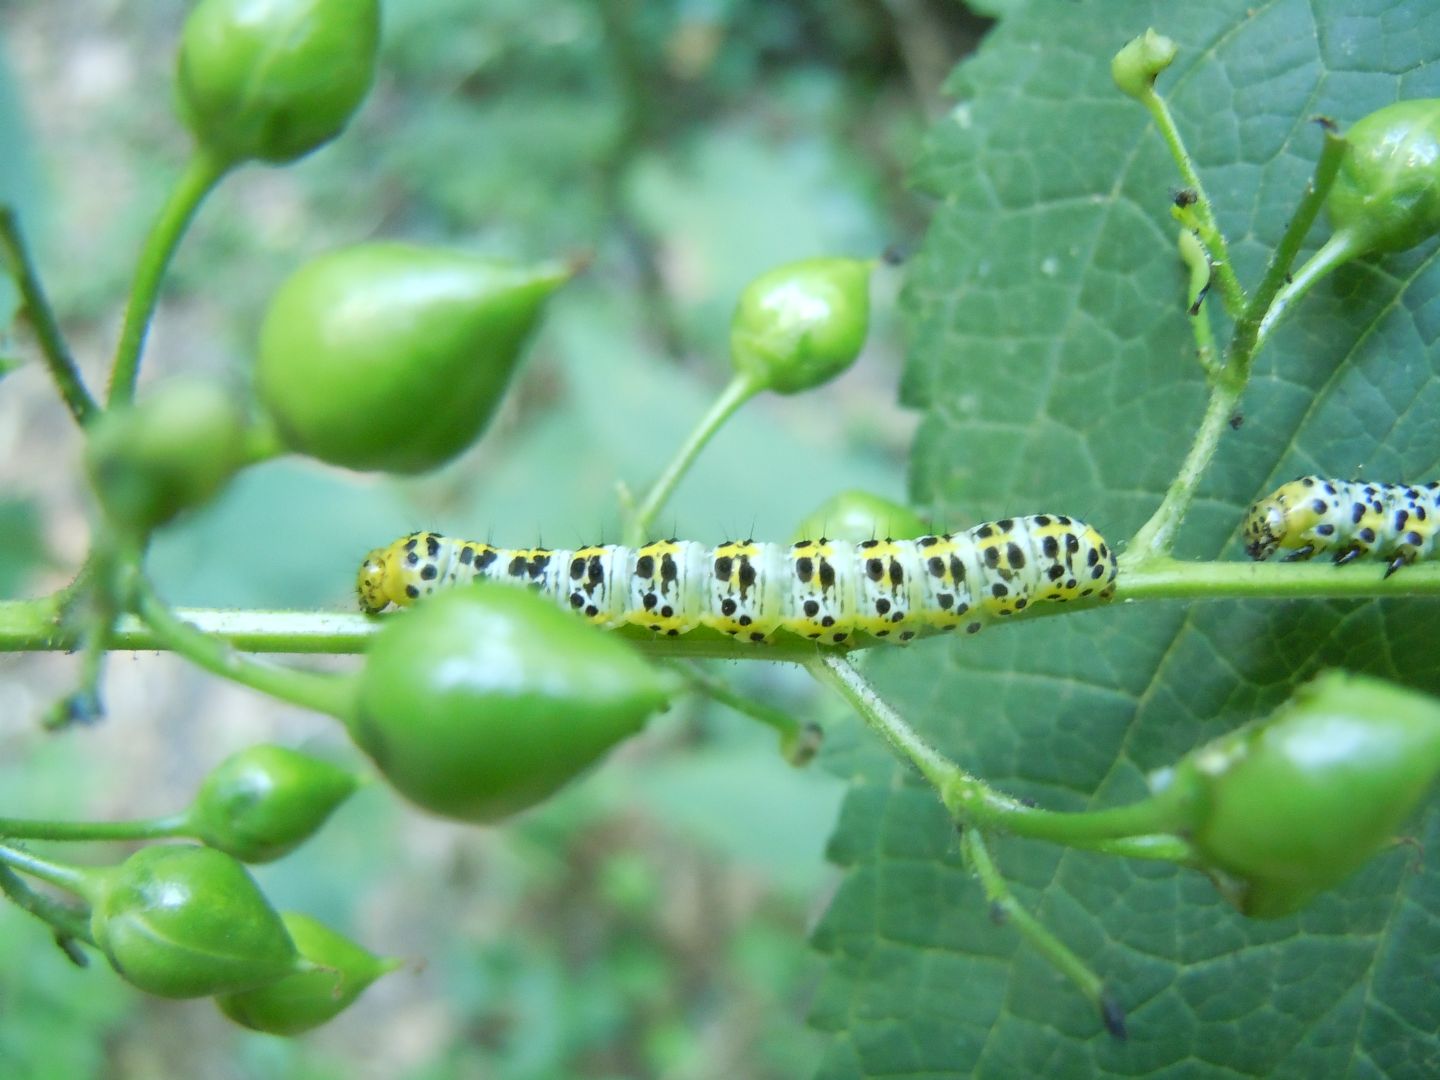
(84, 378), (250, 535)
(1326, 99), (1440, 255)
(729, 257), (873, 394)
(216, 912), (401, 1035)
(256, 244), (570, 473)
(348, 584), (673, 822)
(790, 489), (930, 544)
(1111, 30), (1177, 101)
(1155, 671), (1440, 918)
(90, 845), (298, 998)
(188, 745), (359, 863)
(176, 0), (380, 166)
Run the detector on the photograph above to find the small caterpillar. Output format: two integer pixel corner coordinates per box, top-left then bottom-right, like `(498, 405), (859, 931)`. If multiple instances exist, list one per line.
(357, 516), (1118, 644)
(1243, 476), (1440, 576)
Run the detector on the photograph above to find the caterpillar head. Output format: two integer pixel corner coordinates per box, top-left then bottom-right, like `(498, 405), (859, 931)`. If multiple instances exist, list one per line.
(357, 548), (393, 614)
(1242, 497), (1286, 560)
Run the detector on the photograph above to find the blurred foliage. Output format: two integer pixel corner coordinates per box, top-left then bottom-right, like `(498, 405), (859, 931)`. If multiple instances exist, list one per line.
(0, 1), (981, 1077)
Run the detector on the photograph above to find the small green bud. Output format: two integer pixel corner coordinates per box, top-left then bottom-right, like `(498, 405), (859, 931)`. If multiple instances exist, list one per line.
(176, 0), (381, 166)
(85, 379), (249, 534)
(1326, 99), (1440, 255)
(91, 846), (298, 998)
(189, 745), (359, 863)
(1155, 671), (1440, 918)
(256, 244), (570, 473)
(730, 257), (873, 394)
(790, 490), (930, 544)
(1111, 29), (1177, 100)
(217, 912), (401, 1035)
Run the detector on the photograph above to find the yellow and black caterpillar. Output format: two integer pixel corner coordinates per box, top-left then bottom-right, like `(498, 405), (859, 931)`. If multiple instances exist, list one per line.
(1243, 476), (1440, 576)
(358, 515), (1118, 644)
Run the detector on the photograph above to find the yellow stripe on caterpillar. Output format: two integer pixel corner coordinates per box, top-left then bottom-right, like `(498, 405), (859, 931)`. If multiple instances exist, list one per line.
(357, 515), (1119, 643)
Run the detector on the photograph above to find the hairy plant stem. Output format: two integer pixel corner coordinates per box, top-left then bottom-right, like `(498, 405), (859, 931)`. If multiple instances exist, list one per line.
(106, 149), (229, 407)
(1233, 130), (1348, 361)
(624, 373), (760, 547)
(1129, 129), (1349, 559)
(0, 207), (96, 424)
(1137, 83), (1247, 317)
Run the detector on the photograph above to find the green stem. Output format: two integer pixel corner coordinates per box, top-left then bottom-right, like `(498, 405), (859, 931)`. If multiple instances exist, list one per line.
(808, 652), (1190, 844)
(0, 207), (96, 424)
(0, 842), (97, 899)
(678, 662), (822, 765)
(0, 863), (94, 945)
(1255, 228), (1363, 354)
(0, 813), (189, 843)
(1124, 378), (1241, 557)
(1138, 85), (1247, 317)
(624, 373), (760, 546)
(962, 828), (1125, 1039)
(4, 552), (1439, 657)
(1234, 130), (1348, 367)
(106, 149), (229, 407)
(134, 581), (356, 719)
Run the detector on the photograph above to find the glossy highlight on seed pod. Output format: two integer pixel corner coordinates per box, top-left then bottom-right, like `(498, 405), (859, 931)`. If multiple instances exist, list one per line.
(255, 243), (571, 473)
(175, 0), (381, 165)
(730, 257), (874, 394)
(90, 845), (298, 998)
(347, 584), (673, 822)
(1153, 671), (1440, 918)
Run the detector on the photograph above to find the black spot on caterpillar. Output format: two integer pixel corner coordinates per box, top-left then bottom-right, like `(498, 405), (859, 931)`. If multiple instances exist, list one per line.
(1243, 476), (1440, 578)
(357, 516), (1119, 643)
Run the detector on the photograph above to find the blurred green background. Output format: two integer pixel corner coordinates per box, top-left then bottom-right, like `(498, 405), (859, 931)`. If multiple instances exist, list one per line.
(0, 2), (985, 1077)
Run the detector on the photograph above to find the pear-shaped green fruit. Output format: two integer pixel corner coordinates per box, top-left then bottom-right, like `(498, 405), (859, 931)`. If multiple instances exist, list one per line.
(348, 584), (672, 822)
(256, 243), (570, 473)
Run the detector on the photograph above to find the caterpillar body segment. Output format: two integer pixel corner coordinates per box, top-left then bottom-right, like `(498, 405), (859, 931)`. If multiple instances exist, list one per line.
(357, 515), (1119, 643)
(1243, 476), (1440, 577)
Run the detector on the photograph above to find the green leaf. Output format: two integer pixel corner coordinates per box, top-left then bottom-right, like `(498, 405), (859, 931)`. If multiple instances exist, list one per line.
(813, 0), (1440, 1074)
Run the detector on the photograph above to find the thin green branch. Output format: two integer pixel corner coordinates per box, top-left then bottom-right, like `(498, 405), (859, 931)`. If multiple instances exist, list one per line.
(0, 863), (94, 945)
(962, 828), (1126, 1039)
(1138, 87), (1247, 316)
(133, 581), (356, 719)
(624, 373), (761, 546)
(678, 662), (822, 765)
(0, 207), (96, 424)
(0, 813), (189, 843)
(1234, 129), (1348, 365)
(0, 842), (96, 898)
(106, 149), (228, 407)
(1124, 381), (1242, 557)
(3, 555), (1437, 657)
(809, 652), (1205, 846)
